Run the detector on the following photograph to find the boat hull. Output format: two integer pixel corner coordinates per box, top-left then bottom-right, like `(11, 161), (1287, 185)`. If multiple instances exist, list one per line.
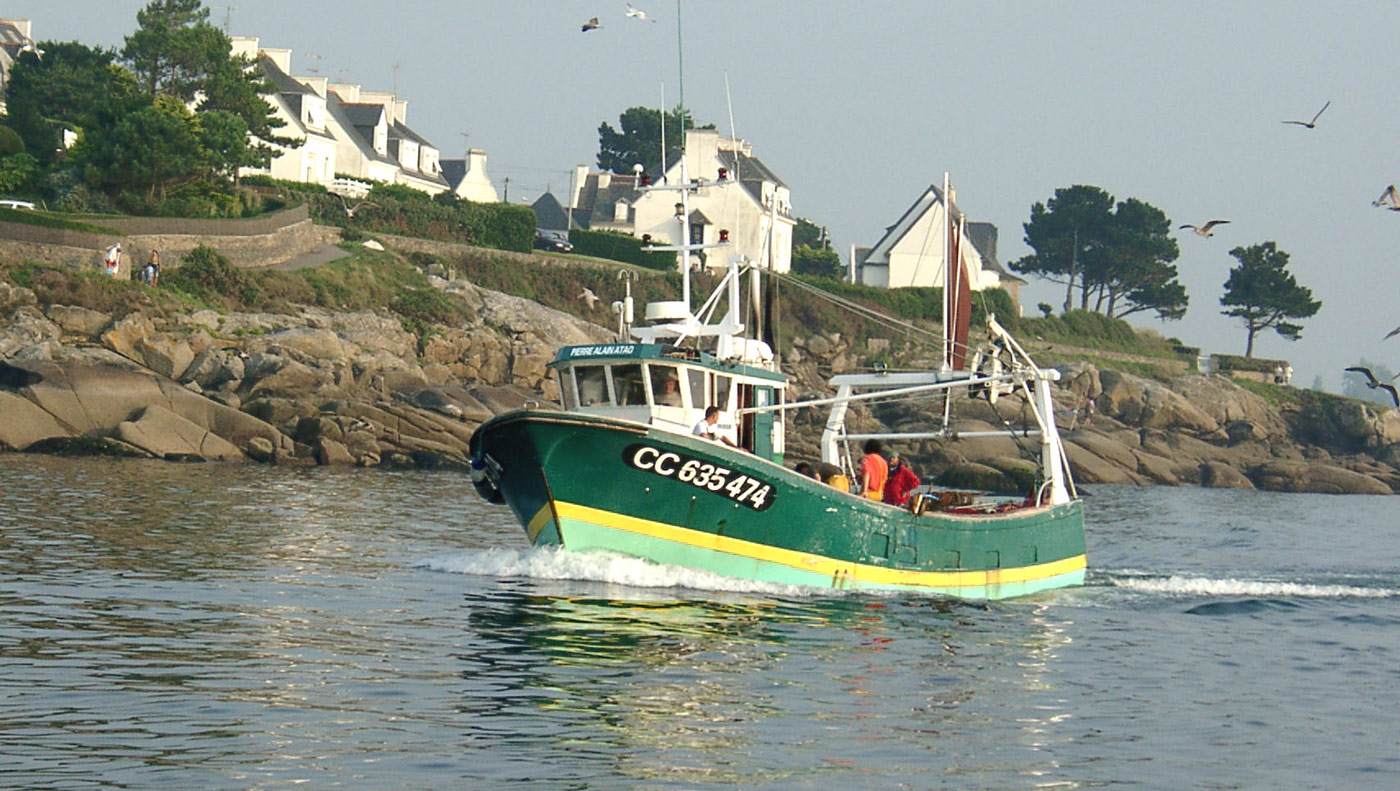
(469, 411), (1087, 600)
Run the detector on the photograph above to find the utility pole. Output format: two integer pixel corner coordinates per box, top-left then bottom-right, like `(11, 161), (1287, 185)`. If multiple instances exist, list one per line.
(502, 177), (509, 202)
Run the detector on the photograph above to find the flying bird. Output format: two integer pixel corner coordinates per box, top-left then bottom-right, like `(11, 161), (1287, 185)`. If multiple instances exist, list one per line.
(625, 3), (655, 21)
(1345, 366), (1400, 407)
(581, 16), (601, 31)
(1384, 325), (1400, 341)
(1372, 185), (1400, 211)
(578, 287), (600, 310)
(1179, 220), (1230, 237)
(1282, 100), (1331, 129)
(338, 196), (380, 217)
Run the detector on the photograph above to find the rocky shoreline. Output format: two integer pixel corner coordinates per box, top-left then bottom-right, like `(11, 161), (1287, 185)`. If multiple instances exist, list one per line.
(2, 276), (1398, 495)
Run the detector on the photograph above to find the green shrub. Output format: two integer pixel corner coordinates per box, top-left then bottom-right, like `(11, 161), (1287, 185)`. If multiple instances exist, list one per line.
(0, 206), (125, 234)
(162, 245), (254, 309)
(568, 229), (676, 270)
(0, 126), (24, 156)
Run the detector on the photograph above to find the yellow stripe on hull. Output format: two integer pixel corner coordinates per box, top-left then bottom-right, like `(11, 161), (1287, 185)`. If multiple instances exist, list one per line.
(553, 500), (1086, 591)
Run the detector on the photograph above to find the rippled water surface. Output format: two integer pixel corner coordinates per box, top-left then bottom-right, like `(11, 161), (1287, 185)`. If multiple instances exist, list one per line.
(1, 455), (1397, 790)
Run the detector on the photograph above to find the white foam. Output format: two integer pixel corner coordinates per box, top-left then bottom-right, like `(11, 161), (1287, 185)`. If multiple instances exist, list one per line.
(1110, 574), (1397, 599)
(416, 547), (825, 597)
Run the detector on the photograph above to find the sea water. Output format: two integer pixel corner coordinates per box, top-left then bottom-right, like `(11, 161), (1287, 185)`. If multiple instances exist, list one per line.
(0, 455), (1396, 790)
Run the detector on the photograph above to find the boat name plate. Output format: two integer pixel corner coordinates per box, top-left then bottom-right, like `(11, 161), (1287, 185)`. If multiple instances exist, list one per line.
(623, 443), (775, 511)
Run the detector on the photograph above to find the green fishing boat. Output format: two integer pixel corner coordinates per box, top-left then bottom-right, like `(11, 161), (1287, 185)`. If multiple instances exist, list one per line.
(469, 170), (1086, 600)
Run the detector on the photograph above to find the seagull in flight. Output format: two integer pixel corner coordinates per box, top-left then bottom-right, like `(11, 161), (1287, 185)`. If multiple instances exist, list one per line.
(1372, 185), (1400, 211)
(1179, 220), (1230, 237)
(578, 287), (600, 310)
(1345, 366), (1400, 407)
(581, 16), (601, 32)
(1384, 325), (1400, 341)
(338, 196), (379, 217)
(625, 3), (655, 21)
(1283, 100), (1331, 129)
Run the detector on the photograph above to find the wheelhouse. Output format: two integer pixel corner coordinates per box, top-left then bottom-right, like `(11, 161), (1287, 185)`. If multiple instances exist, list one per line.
(549, 342), (787, 463)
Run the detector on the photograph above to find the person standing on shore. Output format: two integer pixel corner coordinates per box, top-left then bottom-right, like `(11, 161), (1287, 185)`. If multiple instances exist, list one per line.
(103, 243), (121, 277)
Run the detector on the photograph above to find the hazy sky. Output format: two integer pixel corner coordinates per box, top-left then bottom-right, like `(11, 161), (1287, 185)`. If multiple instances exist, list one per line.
(12, 1), (1400, 391)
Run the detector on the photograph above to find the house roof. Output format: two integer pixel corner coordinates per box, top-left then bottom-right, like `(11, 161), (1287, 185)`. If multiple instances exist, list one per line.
(326, 92), (398, 168)
(532, 191), (570, 230)
(864, 185), (1022, 283)
(659, 145), (792, 219)
(440, 159), (467, 189)
(258, 54), (316, 96)
(341, 102), (386, 129)
(573, 172), (640, 228)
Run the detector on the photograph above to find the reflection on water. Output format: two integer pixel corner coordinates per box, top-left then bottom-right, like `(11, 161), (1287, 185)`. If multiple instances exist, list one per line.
(2, 457), (1397, 790)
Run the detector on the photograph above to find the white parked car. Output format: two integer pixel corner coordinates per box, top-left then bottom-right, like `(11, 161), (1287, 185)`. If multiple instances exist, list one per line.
(0, 198), (36, 210)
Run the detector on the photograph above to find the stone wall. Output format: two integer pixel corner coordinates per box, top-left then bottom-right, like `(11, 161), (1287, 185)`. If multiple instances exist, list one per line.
(0, 204), (329, 275)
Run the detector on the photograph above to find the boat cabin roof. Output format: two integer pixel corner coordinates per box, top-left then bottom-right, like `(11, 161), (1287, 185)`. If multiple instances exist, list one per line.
(551, 343), (786, 384)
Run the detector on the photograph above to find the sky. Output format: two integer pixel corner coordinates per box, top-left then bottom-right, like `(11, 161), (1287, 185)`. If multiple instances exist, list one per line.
(11, 1), (1400, 392)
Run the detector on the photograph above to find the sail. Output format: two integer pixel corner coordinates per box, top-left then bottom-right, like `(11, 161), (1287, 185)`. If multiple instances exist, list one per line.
(944, 190), (973, 371)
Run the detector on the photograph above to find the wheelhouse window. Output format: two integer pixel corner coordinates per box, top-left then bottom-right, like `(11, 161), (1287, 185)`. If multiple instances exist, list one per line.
(612, 364), (647, 406)
(686, 368), (706, 411)
(649, 364), (683, 407)
(576, 365), (609, 406)
(713, 374), (732, 411)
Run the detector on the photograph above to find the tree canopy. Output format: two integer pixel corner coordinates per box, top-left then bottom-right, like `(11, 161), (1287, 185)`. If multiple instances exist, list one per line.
(596, 105), (714, 177)
(1011, 185), (1187, 321)
(1219, 241), (1321, 357)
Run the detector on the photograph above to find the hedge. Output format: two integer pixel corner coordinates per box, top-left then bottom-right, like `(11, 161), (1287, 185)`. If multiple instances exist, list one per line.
(568, 228), (677, 270)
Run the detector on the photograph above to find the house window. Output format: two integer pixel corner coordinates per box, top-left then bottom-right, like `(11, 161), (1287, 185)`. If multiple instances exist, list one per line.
(690, 222), (704, 246)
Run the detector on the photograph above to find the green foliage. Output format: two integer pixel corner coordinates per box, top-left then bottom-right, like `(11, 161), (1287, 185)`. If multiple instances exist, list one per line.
(290, 183), (534, 252)
(1219, 241), (1321, 357)
(0, 206), (124, 234)
(0, 127), (24, 156)
(122, 0), (225, 100)
(793, 217), (827, 249)
(569, 228), (675, 270)
(1014, 185), (1187, 321)
(791, 244), (843, 279)
(162, 244), (255, 308)
(596, 105), (713, 177)
(4, 41), (137, 167)
(392, 286), (467, 343)
(0, 153), (40, 193)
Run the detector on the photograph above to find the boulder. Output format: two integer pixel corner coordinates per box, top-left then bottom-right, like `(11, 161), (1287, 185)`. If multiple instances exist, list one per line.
(135, 335), (194, 380)
(1200, 461), (1254, 489)
(45, 304), (112, 337)
(1062, 440), (1146, 484)
(114, 404), (246, 461)
(100, 312), (155, 362)
(1249, 460), (1393, 494)
(0, 306), (62, 359)
(0, 391), (72, 450)
(313, 437), (356, 465)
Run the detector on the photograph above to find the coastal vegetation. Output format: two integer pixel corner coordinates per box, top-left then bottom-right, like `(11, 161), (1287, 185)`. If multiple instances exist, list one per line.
(1219, 241), (1322, 357)
(2, 1), (281, 216)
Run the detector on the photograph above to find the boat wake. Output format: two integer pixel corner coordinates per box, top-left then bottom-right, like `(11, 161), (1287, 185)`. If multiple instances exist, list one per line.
(415, 546), (827, 598)
(1100, 570), (1399, 600)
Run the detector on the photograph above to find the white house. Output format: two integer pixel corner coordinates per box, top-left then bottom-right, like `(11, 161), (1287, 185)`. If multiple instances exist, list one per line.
(441, 149), (499, 202)
(570, 129), (795, 273)
(324, 83), (448, 195)
(857, 184), (1022, 308)
(230, 38), (338, 185)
